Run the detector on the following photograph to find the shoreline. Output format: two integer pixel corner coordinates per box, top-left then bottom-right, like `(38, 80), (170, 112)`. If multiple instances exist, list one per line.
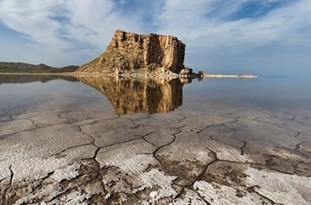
(204, 73), (257, 78)
(0, 72), (75, 76)
(0, 72), (258, 79)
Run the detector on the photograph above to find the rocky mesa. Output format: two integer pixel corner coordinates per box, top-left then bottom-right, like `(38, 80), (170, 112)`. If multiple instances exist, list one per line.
(76, 30), (186, 74)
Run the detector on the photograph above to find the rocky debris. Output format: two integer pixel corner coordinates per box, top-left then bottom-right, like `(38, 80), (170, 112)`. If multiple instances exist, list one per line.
(76, 30), (185, 74)
(77, 75), (183, 115)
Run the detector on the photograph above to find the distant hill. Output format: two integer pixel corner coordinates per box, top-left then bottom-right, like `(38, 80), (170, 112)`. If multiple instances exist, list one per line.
(0, 62), (79, 73)
(0, 74), (79, 84)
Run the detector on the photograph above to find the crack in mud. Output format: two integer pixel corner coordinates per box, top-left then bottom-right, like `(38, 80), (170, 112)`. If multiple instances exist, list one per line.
(1, 109), (310, 205)
(152, 130), (181, 164)
(295, 142), (304, 151)
(240, 141), (247, 156)
(253, 189), (279, 205)
(192, 189), (212, 205)
(76, 125), (102, 168)
(140, 131), (158, 147)
(252, 116), (287, 130)
(51, 142), (95, 158)
(3, 165), (14, 205)
(294, 132), (300, 138)
(196, 117), (240, 134)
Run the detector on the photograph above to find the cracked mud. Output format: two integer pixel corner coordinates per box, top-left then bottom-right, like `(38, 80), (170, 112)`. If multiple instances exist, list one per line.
(1, 105), (310, 205)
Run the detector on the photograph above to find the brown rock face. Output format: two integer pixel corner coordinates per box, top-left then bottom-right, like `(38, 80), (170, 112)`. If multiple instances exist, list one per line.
(76, 30), (186, 74)
(77, 76), (183, 115)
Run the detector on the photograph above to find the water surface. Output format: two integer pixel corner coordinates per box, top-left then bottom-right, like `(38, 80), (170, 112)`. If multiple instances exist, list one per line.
(1, 74), (310, 118)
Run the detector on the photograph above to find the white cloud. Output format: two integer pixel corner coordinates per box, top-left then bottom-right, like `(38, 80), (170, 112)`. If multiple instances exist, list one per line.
(155, 0), (311, 46)
(0, 0), (143, 66)
(0, 0), (143, 47)
(0, 0), (310, 73)
(153, 0), (311, 73)
(0, 0), (70, 48)
(60, 0), (143, 47)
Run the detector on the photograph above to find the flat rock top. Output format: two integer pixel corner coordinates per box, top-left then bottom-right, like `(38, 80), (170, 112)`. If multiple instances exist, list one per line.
(76, 29), (186, 74)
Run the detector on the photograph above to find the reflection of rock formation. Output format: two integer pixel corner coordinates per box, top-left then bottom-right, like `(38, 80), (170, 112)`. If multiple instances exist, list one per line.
(76, 30), (185, 74)
(77, 76), (183, 115)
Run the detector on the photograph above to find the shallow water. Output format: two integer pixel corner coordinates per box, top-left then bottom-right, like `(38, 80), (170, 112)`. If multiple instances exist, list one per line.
(0, 74), (310, 118)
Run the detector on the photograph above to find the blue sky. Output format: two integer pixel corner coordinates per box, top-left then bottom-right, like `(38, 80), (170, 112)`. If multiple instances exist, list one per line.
(0, 0), (310, 75)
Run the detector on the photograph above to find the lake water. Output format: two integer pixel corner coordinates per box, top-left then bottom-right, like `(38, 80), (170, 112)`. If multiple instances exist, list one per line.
(0, 75), (311, 117)
(0, 74), (310, 204)
(0, 74), (310, 119)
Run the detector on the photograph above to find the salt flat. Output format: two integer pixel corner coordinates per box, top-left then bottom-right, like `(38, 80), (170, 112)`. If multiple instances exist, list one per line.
(0, 75), (310, 205)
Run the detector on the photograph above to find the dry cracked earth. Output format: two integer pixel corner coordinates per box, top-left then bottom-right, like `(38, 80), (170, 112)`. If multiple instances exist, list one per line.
(0, 101), (311, 205)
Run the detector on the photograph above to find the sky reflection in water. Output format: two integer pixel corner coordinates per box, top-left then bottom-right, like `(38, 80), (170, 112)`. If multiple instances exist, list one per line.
(0, 75), (310, 117)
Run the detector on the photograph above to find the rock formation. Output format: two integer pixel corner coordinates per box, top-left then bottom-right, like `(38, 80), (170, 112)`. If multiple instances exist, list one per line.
(77, 76), (183, 114)
(76, 30), (186, 74)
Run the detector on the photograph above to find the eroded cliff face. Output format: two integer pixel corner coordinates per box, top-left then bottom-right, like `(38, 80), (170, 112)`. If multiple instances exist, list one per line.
(77, 76), (183, 114)
(76, 30), (185, 74)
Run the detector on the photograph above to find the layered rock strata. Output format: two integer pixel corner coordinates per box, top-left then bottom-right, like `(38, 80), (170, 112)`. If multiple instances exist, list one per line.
(76, 30), (185, 74)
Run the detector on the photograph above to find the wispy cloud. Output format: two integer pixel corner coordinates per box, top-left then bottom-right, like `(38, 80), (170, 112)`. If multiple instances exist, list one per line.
(0, 0), (310, 73)
(153, 0), (311, 72)
(0, 0), (143, 49)
(156, 0), (310, 46)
